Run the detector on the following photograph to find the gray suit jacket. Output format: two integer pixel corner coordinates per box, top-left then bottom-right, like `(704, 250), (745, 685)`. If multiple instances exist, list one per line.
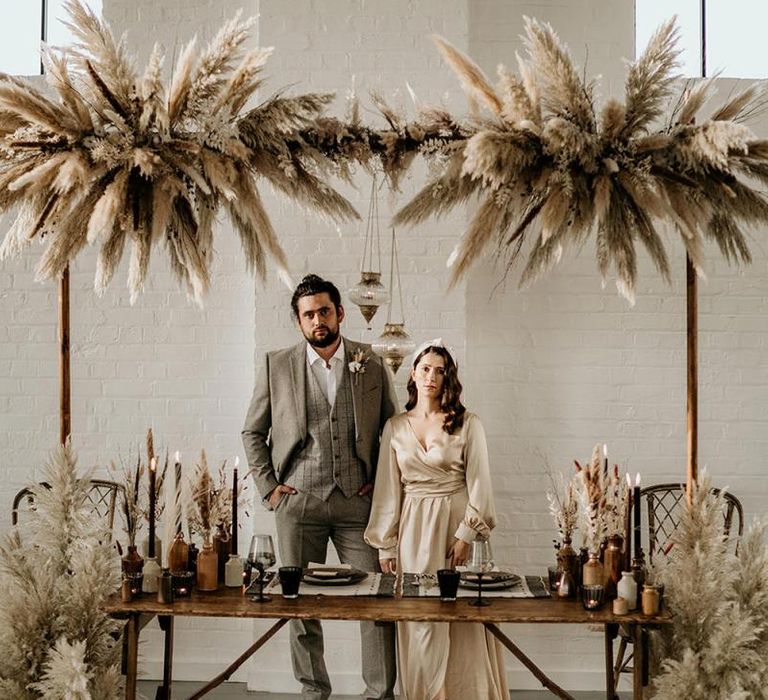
(242, 337), (398, 500)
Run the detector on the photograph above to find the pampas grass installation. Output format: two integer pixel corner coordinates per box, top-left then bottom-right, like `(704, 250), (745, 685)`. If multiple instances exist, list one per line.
(0, 443), (122, 699)
(395, 18), (768, 303)
(650, 473), (768, 699)
(0, 1), (358, 305)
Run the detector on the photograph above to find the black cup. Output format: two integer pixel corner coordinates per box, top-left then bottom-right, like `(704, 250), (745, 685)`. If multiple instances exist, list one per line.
(437, 569), (460, 601)
(279, 566), (303, 598)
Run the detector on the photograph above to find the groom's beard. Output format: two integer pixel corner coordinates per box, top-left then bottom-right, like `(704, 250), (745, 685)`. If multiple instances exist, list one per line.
(304, 324), (340, 348)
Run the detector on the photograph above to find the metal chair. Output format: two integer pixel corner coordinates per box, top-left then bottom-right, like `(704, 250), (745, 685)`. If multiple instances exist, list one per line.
(607, 482), (744, 698)
(11, 479), (124, 538)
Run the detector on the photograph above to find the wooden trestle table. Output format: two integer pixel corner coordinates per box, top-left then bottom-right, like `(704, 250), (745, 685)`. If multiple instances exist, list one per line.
(104, 586), (671, 700)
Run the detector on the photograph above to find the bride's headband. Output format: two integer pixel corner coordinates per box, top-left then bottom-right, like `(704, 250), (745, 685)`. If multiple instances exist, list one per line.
(411, 337), (456, 366)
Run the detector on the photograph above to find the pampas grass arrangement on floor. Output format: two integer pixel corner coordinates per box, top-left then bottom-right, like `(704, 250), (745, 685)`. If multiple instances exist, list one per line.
(651, 473), (768, 699)
(0, 443), (123, 699)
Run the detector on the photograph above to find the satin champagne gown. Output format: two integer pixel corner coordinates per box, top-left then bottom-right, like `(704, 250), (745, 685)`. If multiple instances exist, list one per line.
(364, 412), (509, 700)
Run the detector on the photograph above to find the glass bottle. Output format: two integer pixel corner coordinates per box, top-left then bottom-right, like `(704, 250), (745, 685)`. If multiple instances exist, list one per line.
(197, 539), (218, 591)
(556, 538), (579, 591)
(168, 531), (189, 572)
(602, 535), (623, 598)
(642, 584), (660, 616)
(582, 551), (604, 587)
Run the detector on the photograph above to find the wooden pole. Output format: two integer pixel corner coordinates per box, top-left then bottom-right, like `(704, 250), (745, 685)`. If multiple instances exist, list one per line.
(686, 255), (697, 502)
(59, 264), (71, 445)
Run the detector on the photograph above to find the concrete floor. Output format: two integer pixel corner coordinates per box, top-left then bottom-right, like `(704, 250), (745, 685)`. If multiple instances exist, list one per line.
(137, 681), (617, 699)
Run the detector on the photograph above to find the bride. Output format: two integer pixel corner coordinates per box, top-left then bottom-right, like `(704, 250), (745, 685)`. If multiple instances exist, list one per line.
(365, 341), (508, 700)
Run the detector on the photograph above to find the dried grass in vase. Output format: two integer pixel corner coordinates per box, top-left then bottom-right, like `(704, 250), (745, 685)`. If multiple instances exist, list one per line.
(574, 444), (606, 555)
(546, 468), (578, 546)
(187, 450), (231, 545)
(109, 452), (144, 549)
(143, 430), (169, 527)
(603, 464), (629, 538)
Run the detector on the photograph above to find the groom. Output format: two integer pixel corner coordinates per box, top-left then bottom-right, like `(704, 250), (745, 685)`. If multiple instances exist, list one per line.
(242, 274), (397, 700)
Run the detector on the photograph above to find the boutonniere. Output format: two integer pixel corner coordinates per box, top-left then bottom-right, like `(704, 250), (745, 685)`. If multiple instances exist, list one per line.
(348, 349), (369, 385)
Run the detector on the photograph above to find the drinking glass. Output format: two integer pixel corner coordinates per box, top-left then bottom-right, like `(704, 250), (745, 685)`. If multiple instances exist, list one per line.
(247, 534), (276, 602)
(437, 569), (460, 601)
(467, 539), (494, 607)
(278, 566), (303, 598)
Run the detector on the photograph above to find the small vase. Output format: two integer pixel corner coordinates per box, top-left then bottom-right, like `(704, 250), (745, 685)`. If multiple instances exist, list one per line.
(556, 569), (576, 599)
(168, 531), (189, 572)
(642, 584), (660, 616)
(225, 554), (244, 588)
(603, 535), (623, 599)
(157, 568), (174, 604)
(556, 539), (579, 592)
(197, 540), (218, 591)
(617, 571), (638, 611)
(214, 530), (231, 585)
(121, 545), (144, 596)
(142, 556), (162, 593)
(582, 552), (603, 587)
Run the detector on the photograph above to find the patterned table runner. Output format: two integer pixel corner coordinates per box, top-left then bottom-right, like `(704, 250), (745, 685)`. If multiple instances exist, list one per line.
(264, 572), (395, 597)
(401, 573), (549, 598)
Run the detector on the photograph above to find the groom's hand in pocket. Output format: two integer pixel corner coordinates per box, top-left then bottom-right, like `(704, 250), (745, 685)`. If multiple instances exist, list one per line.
(268, 484), (297, 509)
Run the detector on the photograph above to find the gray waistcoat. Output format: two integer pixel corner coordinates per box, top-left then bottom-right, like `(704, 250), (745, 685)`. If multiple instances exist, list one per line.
(283, 363), (365, 500)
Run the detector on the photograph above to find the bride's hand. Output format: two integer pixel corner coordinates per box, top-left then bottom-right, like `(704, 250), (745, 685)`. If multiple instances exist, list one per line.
(380, 558), (397, 574)
(447, 539), (469, 568)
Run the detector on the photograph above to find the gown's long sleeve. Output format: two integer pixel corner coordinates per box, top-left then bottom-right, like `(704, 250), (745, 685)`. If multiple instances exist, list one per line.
(454, 414), (497, 543)
(364, 419), (402, 559)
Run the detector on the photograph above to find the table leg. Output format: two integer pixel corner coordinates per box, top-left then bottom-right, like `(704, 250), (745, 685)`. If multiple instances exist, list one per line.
(484, 623), (576, 700)
(124, 614), (140, 700)
(155, 616), (174, 700)
(604, 623), (618, 700)
(632, 623), (644, 700)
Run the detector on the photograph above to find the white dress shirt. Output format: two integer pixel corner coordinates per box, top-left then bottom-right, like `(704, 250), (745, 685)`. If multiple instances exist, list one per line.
(306, 339), (345, 407)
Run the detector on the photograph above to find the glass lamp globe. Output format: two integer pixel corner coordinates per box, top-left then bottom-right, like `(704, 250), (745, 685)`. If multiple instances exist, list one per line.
(348, 272), (390, 325)
(372, 322), (416, 374)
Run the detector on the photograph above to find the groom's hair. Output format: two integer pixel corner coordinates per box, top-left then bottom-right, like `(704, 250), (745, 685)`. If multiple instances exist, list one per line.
(291, 274), (342, 317)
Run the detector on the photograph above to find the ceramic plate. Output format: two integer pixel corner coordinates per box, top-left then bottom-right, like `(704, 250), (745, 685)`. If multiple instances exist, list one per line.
(303, 567), (368, 585)
(459, 571), (520, 590)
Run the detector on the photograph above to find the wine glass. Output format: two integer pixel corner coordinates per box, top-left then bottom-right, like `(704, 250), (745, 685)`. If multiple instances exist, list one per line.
(247, 534), (276, 602)
(467, 539), (494, 607)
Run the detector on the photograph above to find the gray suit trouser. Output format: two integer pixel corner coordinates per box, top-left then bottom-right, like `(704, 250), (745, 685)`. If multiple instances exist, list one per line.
(274, 488), (397, 700)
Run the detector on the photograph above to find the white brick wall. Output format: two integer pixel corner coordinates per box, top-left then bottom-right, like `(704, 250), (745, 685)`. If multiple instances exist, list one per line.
(2, 0), (767, 694)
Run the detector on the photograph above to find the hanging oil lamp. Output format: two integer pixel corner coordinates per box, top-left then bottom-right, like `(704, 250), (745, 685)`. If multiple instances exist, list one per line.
(372, 228), (415, 374)
(348, 172), (390, 328)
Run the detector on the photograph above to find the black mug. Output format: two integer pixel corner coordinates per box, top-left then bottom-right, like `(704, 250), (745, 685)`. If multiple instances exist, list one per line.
(437, 569), (460, 601)
(279, 566), (303, 599)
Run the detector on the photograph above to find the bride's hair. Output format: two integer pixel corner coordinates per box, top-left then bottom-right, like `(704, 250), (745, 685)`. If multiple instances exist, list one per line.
(405, 345), (466, 434)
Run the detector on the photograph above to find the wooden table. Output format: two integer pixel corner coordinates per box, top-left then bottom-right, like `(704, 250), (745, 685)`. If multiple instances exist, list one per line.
(104, 587), (670, 700)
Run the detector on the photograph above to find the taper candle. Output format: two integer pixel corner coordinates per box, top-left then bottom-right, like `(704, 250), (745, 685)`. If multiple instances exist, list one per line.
(148, 457), (157, 559)
(633, 473), (641, 555)
(174, 451), (182, 534)
(625, 473), (633, 569)
(231, 457), (239, 555)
